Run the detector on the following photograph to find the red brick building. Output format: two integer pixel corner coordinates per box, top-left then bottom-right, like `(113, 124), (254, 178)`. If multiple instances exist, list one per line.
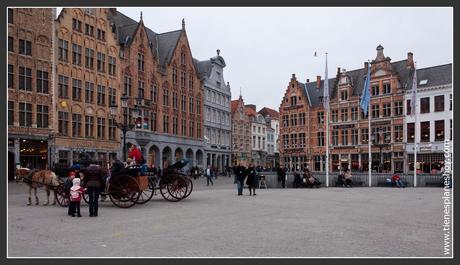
(280, 46), (412, 173)
(8, 8), (55, 177)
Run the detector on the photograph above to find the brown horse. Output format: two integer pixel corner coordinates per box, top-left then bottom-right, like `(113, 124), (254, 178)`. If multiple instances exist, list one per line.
(15, 168), (31, 182)
(20, 170), (61, 206)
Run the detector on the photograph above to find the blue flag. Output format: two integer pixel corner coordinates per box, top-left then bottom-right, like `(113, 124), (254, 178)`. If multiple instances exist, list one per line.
(360, 64), (371, 116)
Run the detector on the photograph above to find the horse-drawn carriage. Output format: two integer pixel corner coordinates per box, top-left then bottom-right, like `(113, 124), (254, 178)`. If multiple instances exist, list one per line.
(17, 158), (194, 208)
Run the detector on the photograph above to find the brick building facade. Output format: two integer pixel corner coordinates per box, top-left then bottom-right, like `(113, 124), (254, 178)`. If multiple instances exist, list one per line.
(108, 11), (204, 170)
(280, 46), (414, 173)
(231, 96), (252, 166)
(53, 8), (121, 166)
(8, 8), (55, 179)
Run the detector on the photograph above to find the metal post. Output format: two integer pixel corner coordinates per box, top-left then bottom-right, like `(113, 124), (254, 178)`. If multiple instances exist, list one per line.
(123, 128), (127, 162)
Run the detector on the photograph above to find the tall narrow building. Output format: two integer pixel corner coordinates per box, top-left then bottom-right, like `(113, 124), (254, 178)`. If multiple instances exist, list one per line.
(231, 96), (252, 166)
(195, 50), (232, 173)
(53, 8), (121, 166)
(8, 8), (55, 178)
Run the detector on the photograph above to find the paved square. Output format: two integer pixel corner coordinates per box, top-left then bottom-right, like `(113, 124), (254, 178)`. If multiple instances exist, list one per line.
(8, 178), (446, 257)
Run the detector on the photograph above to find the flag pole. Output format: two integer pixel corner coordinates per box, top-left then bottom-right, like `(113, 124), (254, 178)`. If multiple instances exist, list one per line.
(368, 98), (372, 187)
(413, 63), (418, 187)
(325, 52), (329, 187)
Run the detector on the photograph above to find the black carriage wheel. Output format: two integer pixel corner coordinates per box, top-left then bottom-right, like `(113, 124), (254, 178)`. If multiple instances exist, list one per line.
(108, 175), (140, 208)
(183, 176), (193, 199)
(136, 177), (155, 204)
(167, 175), (188, 201)
(83, 192), (89, 204)
(159, 177), (180, 202)
(54, 185), (69, 207)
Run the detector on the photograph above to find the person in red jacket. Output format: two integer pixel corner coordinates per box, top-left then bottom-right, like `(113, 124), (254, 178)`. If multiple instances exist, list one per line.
(391, 174), (405, 188)
(128, 144), (143, 164)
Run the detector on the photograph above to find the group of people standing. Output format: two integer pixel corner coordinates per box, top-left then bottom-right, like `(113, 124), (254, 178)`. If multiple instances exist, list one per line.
(233, 164), (259, 196)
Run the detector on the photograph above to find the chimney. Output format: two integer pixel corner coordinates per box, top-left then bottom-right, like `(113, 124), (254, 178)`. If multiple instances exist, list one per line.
(306, 78), (310, 83)
(407, 52), (414, 67)
(246, 104), (256, 112)
(364, 61), (369, 70)
(108, 8), (117, 16)
(316, 75), (321, 89)
(337, 67), (341, 75)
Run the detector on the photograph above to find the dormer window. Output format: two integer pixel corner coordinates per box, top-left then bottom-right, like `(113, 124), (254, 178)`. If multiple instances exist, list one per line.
(340, 90), (348, 101)
(137, 53), (144, 72)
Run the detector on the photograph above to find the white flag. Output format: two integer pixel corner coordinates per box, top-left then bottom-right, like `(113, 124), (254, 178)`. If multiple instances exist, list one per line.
(410, 67), (417, 117)
(323, 54), (329, 111)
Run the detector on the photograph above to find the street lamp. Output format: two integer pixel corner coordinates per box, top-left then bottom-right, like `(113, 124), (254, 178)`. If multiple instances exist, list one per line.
(109, 95), (137, 162)
(372, 128), (390, 173)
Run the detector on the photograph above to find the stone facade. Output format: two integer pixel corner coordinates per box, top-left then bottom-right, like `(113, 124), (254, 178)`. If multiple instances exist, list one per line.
(231, 96), (251, 166)
(53, 8), (121, 166)
(196, 51), (232, 173)
(8, 8), (55, 176)
(404, 63), (452, 174)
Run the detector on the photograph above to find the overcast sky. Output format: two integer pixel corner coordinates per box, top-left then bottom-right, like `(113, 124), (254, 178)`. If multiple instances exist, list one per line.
(59, 7), (453, 110)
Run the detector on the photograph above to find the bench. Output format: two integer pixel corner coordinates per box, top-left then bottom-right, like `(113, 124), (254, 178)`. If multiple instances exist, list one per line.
(377, 179), (408, 187)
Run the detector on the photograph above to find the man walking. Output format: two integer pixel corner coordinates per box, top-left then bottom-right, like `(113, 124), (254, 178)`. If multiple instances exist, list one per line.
(206, 165), (214, 186)
(236, 164), (247, 196)
(278, 166), (287, 188)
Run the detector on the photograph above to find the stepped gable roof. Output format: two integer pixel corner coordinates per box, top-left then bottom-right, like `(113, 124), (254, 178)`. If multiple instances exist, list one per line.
(231, 100), (240, 114)
(303, 59), (414, 107)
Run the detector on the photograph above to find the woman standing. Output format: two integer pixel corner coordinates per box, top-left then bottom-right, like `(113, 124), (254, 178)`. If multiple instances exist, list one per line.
(246, 164), (257, 196)
(82, 164), (106, 217)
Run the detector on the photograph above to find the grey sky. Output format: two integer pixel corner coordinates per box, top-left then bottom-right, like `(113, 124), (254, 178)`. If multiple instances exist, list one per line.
(59, 7), (453, 110)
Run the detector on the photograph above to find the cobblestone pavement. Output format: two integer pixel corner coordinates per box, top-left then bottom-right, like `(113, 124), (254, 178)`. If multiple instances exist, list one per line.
(8, 177), (446, 257)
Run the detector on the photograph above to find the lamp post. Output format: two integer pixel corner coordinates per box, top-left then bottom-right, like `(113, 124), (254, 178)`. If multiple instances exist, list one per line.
(109, 95), (138, 162)
(372, 128), (390, 173)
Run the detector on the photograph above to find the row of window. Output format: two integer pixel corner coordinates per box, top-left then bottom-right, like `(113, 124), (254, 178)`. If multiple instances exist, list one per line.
(406, 120), (452, 143)
(8, 65), (49, 93)
(57, 112), (116, 140)
(252, 125), (266, 134)
(252, 135), (267, 150)
(123, 76), (201, 114)
(72, 18), (106, 41)
(407, 95), (452, 114)
(8, 37), (32, 55)
(205, 107), (230, 125)
(206, 89), (230, 107)
(281, 119), (451, 149)
(8, 102), (49, 128)
(161, 115), (202, 138)
(58, 39), (116, 75)
(172, 67), (195, 89)
(205, 128), (231, 146)
(57, 75), (116, 105)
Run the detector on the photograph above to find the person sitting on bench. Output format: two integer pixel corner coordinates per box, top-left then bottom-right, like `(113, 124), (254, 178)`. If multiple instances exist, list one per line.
(337, 170), (346, 187)
(344, 169), (353, 187)
(391, 173), (405, 188)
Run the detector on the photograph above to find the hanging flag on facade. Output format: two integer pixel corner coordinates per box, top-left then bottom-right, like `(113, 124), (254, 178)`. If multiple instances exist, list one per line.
(359, 63), (372, 116)
(323, 54), (329, 111)
(410, 67), (417, 117)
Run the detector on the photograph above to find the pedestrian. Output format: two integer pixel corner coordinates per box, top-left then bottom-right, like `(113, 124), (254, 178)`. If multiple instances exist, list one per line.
(246, 164), (257, 196)
(82, 164), (106, 217)
(236, 164), (247, 196)
(337, 170), (346, 187)
(69, 178), (85, 217)
(66, 171), (76, 216)
(344, 169), (353, 187)
(206, 165), (214, 186)
(278, 166), (287, 188)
